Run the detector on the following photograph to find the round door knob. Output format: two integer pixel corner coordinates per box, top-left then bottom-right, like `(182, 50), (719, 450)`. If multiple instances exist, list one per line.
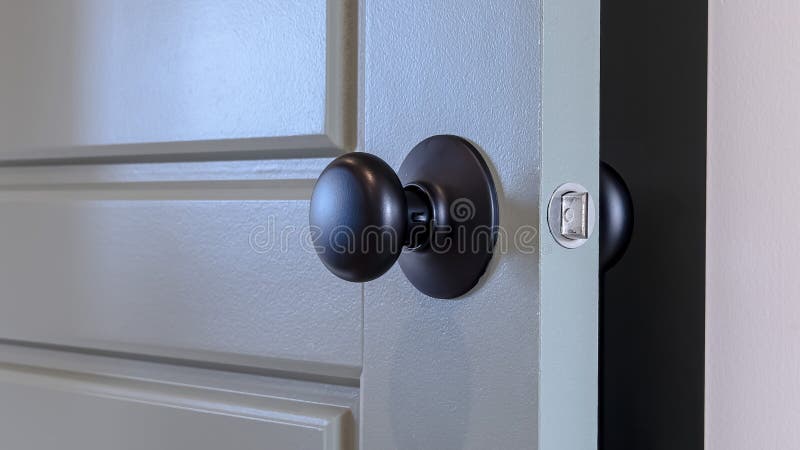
(309, 152), (427, 282)
(309, 135), (499, 299)
(599, 161), (634, 272)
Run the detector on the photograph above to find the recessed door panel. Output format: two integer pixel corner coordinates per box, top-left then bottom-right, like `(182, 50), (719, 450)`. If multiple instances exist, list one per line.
(0, 160), (362, 379)
(0, 362), (354, 450)
(0, 0), (355, 161)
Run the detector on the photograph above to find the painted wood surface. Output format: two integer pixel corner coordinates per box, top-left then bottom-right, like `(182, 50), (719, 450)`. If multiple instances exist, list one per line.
(0, 0), (355, 161)
(0, 0), (599, 448)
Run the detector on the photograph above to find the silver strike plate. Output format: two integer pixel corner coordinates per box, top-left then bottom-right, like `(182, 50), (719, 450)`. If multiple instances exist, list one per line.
(547, 183), (596, 249)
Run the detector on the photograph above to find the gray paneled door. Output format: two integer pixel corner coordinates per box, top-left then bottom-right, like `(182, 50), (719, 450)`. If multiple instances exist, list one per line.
(0, 1), (598, 449)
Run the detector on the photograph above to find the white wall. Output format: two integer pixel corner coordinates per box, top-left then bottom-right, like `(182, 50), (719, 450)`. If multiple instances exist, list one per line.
(707, 1), (800, 448)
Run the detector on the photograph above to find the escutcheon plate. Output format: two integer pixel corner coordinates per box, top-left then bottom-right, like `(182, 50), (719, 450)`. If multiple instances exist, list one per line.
(397, 135), (499, 299)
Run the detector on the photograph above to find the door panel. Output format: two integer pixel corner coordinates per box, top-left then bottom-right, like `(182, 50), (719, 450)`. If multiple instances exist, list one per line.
(0, 160), (362, 379)
(0, 354), (355, 450)
(0, 0), (355, 161)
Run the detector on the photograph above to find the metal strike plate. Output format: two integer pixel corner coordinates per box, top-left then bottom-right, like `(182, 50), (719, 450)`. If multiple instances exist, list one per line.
(560, 191), (589, 240)
(547, 183), (596, 249)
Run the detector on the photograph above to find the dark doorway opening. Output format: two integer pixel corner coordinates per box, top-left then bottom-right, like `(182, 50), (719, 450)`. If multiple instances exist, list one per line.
(599, 1), (707, 449)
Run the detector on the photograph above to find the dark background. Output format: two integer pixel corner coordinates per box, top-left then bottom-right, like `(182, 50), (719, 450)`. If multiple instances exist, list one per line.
(599, 0), (707, 449)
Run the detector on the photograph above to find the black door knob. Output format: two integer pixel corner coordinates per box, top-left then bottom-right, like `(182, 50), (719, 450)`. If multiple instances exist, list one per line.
(599, 161), (634, 272)
(309, 135), (499, 299)
(309, 152), (430, 282)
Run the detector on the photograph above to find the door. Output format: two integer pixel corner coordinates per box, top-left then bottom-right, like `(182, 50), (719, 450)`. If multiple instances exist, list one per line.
(0, 1), (598, 449)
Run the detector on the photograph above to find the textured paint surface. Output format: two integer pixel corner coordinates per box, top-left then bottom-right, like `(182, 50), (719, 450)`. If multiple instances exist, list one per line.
(363, 2), (541, 447)
(362, 1), (598, 449)
(708, 1), (800, 448)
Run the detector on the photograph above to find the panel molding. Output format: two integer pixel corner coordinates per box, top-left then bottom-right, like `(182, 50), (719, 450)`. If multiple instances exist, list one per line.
(325, 0), (358, 154)
(0, 157), (333, 200)
(0, 364), (352, 431)
(0, 338), (361, 387)
(0, 343), (357, 450)
(0, 135), (352, 166)
(0, 341), (360, 410)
